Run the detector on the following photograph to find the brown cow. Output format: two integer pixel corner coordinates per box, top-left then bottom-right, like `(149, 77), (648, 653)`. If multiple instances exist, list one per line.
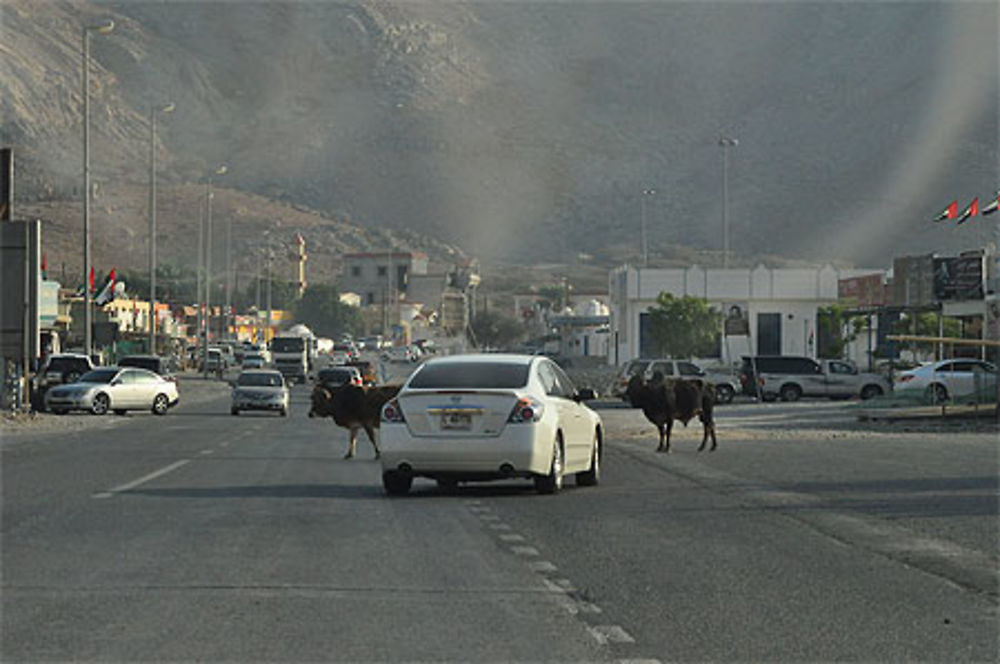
(625, 373), (717, 453)
(308, 383), (401, 459)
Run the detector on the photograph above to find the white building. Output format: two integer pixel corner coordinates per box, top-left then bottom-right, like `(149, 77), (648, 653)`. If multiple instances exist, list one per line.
(609, 263), (886, 366)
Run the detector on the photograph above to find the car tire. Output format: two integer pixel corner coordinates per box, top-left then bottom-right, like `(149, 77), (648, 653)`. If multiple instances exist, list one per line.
(534, 438), (564, 495)
(383, 471), (413, 496)
(152, 394), (170, 416)
(114, 409), (127, 416)
(91, 393), (110, 415)
(576, 432), (601, 487)
(231, 408), (239, 416)
(779, 384), (802, 402)
(927, 383), (948, 404)
(860, 385), (883, 400)
(715, 384), (735, 404)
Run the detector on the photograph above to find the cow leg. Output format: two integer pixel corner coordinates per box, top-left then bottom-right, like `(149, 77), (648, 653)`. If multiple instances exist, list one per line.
(363, 422), (380, 459)
(661, 419), (673, 453)
(656, 422), (666, 452)
(344, 427), (358, 459)
(697, 410), (717, 452)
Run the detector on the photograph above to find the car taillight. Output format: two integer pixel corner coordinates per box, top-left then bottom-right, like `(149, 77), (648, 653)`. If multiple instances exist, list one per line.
(382, 399), (405, 423)
(507, 397), (543, 423)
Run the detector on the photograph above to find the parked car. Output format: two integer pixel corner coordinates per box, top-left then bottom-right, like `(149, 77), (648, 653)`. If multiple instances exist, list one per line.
(44, 366), (179, 415)
(379, 353), (602, 496)
(610, 358), (735, 403)
(37, 353), (95, 389)
(117, 355), (176, 381)
(315, 366), (363, 389)
(895, 359), (997, 404)
(230, 369), (289, 416)
(740, 356), (891, 401)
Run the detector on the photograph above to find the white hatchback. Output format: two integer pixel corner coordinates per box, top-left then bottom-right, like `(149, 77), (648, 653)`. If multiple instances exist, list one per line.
(379, 353), (603, 496)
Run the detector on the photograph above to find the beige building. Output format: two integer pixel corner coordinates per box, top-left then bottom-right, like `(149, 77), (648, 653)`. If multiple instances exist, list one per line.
(340, 252), (429, 306)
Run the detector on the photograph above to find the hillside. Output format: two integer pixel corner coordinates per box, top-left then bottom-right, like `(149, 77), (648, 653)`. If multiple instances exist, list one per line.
(2, 0), (996, 274)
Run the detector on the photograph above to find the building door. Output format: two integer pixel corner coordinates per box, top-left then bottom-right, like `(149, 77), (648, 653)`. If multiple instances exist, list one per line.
(757, 313), (782, 355)
(639, 312), (655, 358)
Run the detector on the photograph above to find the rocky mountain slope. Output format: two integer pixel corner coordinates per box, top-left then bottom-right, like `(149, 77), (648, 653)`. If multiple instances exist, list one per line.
(2, 0), (996, 280)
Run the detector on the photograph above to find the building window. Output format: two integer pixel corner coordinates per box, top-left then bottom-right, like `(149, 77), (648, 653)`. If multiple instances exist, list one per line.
(350, 266), (361, 277)
(366, 292), (375, 305)
(377, 266), (387, 277)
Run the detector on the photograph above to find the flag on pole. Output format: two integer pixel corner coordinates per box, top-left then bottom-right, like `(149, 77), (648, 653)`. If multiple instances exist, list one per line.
(41, 253), (48, 280)
(956, 198), (978, 225)
(933, 200), (958, 222)
(94, 268), (117, 306)
(89, 266), (95, 293)
(982, 191), (999, 216)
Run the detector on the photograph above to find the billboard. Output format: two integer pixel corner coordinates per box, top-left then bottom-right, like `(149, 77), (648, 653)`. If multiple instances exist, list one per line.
(0, 220), (40, 360)
(722, 302), (750, 336)
(891, 254), (935, 307)
(933, 254), (985, 301)
(838, 273), (886, 308)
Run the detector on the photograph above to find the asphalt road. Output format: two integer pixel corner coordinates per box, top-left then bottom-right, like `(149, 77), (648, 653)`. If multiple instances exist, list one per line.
(2, 370), (997, 662)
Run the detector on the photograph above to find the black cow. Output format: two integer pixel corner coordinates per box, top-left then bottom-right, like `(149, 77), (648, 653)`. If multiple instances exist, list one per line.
(308, 383), (401, 459)
(625, 373), (717, 453)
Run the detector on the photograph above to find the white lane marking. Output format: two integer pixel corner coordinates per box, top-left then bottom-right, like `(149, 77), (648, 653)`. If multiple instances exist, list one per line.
(479, 514), (500, 521)
(199, 449), (215, 456)
(499, 533), (526, 542)
(589, 625), (636, 645)
(488, 523), (512, 531)
(528, 561), (558, 573)
(92, 459), (191, 499)
(553, 595), (603, 615)
(510, 545), (540, 556)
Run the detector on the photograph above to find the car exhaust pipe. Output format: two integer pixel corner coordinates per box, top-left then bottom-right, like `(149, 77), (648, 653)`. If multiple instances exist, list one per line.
(499, 463), (515, 476)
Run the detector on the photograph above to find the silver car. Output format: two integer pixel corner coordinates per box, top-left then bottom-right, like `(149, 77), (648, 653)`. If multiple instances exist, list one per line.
(44, 367), (180, 416)
(231, 370), (289, 416)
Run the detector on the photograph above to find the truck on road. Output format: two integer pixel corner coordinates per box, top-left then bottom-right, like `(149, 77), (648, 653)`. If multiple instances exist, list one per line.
(741, 356), (891, 402)
(270, 325), (317, 384)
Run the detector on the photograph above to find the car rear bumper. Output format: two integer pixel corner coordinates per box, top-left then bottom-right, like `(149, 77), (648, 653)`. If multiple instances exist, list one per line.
(379, 424), (550, 477)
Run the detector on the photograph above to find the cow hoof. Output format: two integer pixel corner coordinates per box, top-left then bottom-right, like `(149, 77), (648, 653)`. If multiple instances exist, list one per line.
(344, 452), (354, 460)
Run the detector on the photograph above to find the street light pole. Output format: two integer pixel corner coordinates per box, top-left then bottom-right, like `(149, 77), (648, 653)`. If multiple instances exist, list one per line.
(640, 188), (655, 268)
(81, 19), (114, 358)
(202, 164), (227, 379)
(719, 136), (738, 269)
(148, 102), (174, 354)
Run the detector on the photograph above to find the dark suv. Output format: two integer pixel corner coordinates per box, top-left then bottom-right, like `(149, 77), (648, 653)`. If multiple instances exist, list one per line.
(118, 355), (176, 381)
(33, 353), (96, 410)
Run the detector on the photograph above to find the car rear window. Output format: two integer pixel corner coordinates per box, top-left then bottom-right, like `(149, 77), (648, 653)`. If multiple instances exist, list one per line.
(319, 369), (354, 382)
(79, 369), (117, 383)
(119, 357), (159, 372)
(238, 373), (283, 387)
(409, 361), (530, 389)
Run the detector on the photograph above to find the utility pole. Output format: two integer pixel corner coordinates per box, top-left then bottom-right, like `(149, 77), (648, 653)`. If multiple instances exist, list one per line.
(719, 136), (738, 269)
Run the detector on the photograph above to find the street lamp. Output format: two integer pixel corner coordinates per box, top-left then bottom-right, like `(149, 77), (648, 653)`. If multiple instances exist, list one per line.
(82, 19), (114, 358)
(202, 164), (227, 379)
(718, 136), (738, 269)
(148, 102), (174, 354)
(640, 187), (656, 267)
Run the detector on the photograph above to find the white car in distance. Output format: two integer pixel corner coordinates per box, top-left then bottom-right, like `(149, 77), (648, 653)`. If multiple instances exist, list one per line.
(230, 369), (290, 416)
(379, 353), (603, 496)
(44, 367), (179, 416)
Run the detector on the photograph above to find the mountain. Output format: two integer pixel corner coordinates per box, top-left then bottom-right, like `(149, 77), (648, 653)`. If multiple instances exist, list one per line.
(2, 0), (997, 279)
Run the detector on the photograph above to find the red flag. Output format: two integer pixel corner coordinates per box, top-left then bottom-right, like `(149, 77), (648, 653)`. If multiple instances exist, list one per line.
(89, 266), (95, 293)
(982, 191), (999, 216)
(933, 200), (958, 222)
(41, 253), (48, 279)
(956, 198), (978, 225)
(95, 268), (117, 306)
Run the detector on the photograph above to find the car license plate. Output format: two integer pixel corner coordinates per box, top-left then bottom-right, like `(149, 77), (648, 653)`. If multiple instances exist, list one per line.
(441, 412), (472, 430)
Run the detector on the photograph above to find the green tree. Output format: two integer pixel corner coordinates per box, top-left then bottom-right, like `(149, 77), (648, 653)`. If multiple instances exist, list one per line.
(816, 304), (864, 359)
(470, 310), (525, 349)
(646, 293), (721, 358)
(293, 283), (363, 338)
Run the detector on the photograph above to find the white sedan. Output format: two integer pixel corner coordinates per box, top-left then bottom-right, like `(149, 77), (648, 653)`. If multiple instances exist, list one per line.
(44, 367), (179, 415)
(230, 369), (290, 416)
(379, 353), (603, 496)
(896, 359), (997, 404)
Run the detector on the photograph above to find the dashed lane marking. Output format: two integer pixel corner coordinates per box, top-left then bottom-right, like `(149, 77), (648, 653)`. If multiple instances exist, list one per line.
(510, 545), (540, 557)
(527, 561), (558, 573)
(92, 459), (191, 499)
(588, 625), (636, 645)
(499, 533), (526, 542)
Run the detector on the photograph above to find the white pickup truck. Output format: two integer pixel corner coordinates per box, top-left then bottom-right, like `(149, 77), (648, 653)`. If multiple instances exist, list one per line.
(744, 356), (891, 402)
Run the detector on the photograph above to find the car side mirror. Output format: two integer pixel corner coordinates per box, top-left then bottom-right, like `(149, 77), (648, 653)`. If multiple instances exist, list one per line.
(575, 388), (597, 402)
